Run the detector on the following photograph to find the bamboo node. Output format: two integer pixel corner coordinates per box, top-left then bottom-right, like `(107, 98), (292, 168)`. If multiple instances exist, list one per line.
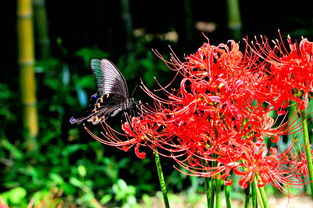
(18, 59), (35, 66)
(17, 12), (33, 18)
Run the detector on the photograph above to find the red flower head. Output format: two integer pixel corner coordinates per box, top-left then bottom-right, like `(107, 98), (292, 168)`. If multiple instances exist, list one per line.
(83, 114), (161, 159)
(139, 35), (306, 195)
(246, 34), (313, 112)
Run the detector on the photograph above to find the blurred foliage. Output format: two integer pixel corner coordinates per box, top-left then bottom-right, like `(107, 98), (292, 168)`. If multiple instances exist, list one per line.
(0, 36), (190, 207)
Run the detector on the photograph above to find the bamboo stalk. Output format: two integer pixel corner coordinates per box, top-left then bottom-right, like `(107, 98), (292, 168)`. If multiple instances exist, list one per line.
(120, 0), (133, 52)
(226, 0), (242, 40)
(33, 0), (51, 59)
(17, 0), (39, 144)
(183, 0), (193, 42)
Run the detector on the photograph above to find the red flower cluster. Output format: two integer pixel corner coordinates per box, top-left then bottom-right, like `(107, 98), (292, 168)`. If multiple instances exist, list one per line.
(246, 34), (313, 112)
(86, 35), (313, 196)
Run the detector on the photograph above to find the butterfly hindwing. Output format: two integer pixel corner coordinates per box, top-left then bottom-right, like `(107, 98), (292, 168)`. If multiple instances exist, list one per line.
(87, 94), (127, 124)
(70, 94), (127, 125)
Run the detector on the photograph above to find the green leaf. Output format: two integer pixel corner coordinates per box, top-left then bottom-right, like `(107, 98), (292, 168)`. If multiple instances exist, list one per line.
(44, 78), (60, 90)
(62, 183), (76, 195)
(0, 187), (27, 204)
(69, 177), (83, 188)
(75, 48), (109, 67)
(35, 58), (60, 73)
(0, 138), (24, 159)
(49, 173), (64, 184)
(99, 194), (112, 204)
(77, 75), (95, 89)
(78, 165), (87, 178)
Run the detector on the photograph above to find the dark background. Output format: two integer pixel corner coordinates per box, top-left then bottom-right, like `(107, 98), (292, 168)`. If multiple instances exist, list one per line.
(2, 1), (312, 79)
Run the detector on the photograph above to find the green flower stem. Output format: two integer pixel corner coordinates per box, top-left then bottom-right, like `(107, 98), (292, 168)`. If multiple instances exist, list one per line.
(209, 179), (215, 208)
(258, 186), (268, 208)
(253, 177), (268, 208)
(204, 177), (212, 208)
(225, 184), (232, 208)
(253, 179), (263, 208)
(301, 110), (313, 198)
(203, 160), (215, 208)
(153, 151), (170, 208)
(251, 181), (258, 208)
(215, 179), (222, 208)
(244, 185), (250, 208)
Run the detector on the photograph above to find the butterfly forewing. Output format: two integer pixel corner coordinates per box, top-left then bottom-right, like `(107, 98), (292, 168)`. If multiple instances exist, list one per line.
(91, 59), (129, 99)
(90, 59), (105, 96)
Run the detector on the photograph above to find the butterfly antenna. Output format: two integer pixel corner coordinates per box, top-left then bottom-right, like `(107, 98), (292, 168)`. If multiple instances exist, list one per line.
(131, 84), (138, 98)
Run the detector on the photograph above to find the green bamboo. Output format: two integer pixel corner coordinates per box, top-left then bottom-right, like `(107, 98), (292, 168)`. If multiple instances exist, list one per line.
(301, 110), (313, 198)
(226, 0), (242, 40)
(224, 184), (231, 208)
(120, 0), (133, 52)
(17, 0), (39, 146)
(33, 0), (51, 59)
(183, 0), (193, 42)
(153, 151), (170, 208)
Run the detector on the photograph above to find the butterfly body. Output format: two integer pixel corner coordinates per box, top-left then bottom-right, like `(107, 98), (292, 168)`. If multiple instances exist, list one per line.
(86, 94), (135, 124)
(70, 59), (135, 125)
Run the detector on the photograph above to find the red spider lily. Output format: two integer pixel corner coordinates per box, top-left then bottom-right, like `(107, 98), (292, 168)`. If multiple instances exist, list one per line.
(83, 34), (309, 196)
(171, 140), (309, 196)
(245, 34), (313, 112)
(146, 37), (298, 142)
(83, 115), (161, 159)
(140, 36), (307, 193)
(233, 143), (309, 196)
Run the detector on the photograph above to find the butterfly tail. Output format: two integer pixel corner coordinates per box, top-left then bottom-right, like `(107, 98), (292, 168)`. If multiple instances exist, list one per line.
(69, 116), (91, 125)
(70, 112), (104, 125)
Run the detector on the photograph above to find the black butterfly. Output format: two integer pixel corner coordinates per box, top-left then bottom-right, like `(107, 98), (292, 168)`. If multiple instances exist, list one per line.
(70, 59), (135, 125)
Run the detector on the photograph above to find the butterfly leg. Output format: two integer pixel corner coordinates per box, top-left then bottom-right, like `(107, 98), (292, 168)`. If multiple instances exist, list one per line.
(111, 107), (123, 117)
